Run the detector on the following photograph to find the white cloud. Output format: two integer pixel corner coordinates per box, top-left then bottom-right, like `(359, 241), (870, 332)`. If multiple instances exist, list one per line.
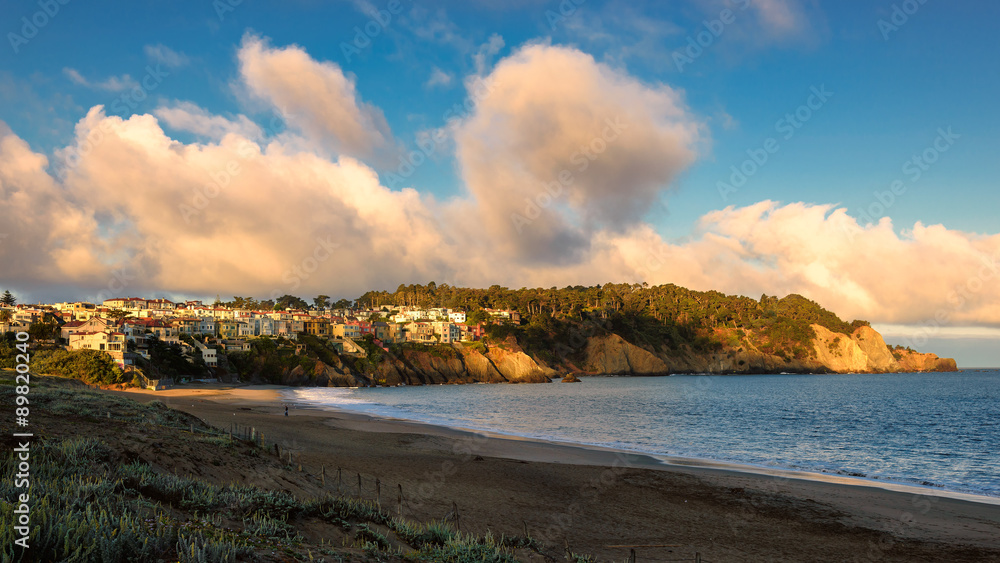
(154, 101), (263, 141)
(144, 44), (190, 68)
(4, 36), (999, 334)
(453, 42), (703, 263)
(236, 33), (395, 160)
(63, 68), (140, 92)
(425, 67), (453, 88)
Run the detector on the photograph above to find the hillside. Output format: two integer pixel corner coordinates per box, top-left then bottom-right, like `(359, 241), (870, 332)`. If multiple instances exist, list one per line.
(225, 285), (956, 386)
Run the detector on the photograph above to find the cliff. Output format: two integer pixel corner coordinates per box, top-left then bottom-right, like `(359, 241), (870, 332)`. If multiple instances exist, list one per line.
(262, 338), (555, 387)
(240, 321), (955, 388)
(569, 324), (957, 376)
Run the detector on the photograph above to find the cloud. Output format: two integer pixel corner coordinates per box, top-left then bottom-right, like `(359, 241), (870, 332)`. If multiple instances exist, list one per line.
(453, 43), (703, 263)
(425, 67), (453, 88)
(144, 44), (190, 68)
(154, 101), (263, 141)
(471, 33), (505, 77)
(612, 201), (1000, 327)
(63, 68), (140, 92)
(3, 36), (999, 334)
(236, 33), (394, 160)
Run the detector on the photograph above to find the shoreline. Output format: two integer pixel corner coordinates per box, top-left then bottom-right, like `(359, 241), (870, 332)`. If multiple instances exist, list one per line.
(107, 382), (1000, 560)
(280, 386), (1000, 506)
(134, 381), (1000, 506)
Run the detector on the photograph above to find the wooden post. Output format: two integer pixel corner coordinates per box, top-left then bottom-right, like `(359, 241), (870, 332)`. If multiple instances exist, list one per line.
(338, 467), (342, 493)
(453, 501), (460, 532)
(321, 465), (326, 486)
(694, 553), (701, 563)
(375, 478), (381, 505)
(357, 473), (362, 497)
(564, 539), (571, 561)
(523, 520), (529, 539)
(629, 549), (636, 563)
(274, 443), (280, 457)
(397, 484), (402, 516)
(288, 451), (293, 464)
(190, 423), (194, 434)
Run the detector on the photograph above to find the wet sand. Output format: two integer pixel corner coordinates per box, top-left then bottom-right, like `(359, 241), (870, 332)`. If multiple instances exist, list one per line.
(109, 383), (1000, 562)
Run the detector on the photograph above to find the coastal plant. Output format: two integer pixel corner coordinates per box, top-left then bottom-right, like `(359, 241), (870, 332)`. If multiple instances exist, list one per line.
(354, 523), (392, 550)
(176, 533), (253, 563)
(406, 531), (518, 563)
(243, 511), (298, 540)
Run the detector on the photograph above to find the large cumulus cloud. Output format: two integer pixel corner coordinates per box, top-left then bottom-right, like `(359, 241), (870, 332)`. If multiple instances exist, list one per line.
(1, 36), (998, 333)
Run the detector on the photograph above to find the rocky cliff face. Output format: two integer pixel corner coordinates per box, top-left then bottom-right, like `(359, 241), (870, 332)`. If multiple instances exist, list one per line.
(573, 324), (957, 376)
(258, 323), (956, 387)
(267, 339), (555, 387)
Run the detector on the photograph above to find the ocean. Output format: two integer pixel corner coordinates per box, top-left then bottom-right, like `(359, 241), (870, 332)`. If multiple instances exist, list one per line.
(287, 369), (1000, 498)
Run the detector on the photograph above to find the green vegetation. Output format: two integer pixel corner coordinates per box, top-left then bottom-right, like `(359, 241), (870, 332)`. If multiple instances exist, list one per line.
(357, 283), (869, 363)
(0, 334), (127, 384)
(0, 378), (549, 562)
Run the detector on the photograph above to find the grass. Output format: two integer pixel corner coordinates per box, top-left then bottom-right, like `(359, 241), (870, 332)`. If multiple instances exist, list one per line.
(0, 376), (554, 562)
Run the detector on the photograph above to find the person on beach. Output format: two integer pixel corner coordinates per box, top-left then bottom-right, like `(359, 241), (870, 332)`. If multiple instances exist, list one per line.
(284, 405), (288, 416)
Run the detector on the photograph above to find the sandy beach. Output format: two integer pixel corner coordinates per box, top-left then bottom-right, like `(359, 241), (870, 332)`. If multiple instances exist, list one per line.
(107, 383), (1000, 562)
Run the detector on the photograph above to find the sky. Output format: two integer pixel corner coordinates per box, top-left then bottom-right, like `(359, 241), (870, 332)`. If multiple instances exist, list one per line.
(0, 0), (998, 366)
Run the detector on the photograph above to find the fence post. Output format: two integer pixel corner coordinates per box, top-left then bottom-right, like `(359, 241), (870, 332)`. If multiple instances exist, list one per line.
(629, 548), (636, 563)
(397, 484), (403, 516)
(376, 478), (381, 506)
(321, 465), (326, 486)
(338, 467), (342, 493)
(695, 553), (701, 563)
(357, 474), (362, 497)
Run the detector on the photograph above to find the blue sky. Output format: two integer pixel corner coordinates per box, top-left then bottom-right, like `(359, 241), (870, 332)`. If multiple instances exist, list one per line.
(1, 0), (999, 365)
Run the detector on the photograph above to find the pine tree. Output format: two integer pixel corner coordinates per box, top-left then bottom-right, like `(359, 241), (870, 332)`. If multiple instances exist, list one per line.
(0, 290), (16, 307)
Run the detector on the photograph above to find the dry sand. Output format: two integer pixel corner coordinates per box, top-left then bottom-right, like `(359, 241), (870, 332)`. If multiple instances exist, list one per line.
(109, 383), (1000, 562)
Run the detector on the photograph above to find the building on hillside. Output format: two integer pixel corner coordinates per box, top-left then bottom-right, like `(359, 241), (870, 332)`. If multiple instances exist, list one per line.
(147, 298), (175, 310)
(199, 317), (217, 336)
(303, 318), (331, 338)
(172, 317), (201, 335)
(193, 340), (218, 367)
(404, 322), (435, 343)
(431, 322), (462, 344)
(448, 311), (467, 324)
(68, 331), (131, 367)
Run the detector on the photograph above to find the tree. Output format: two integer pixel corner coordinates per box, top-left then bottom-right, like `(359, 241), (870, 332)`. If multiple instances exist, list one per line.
(0, 310), (11, 324)
(0, 290), (16, 306)
(314, 295), (331, 310)
(28, 321), (58, 341)
(333, 298), (352, 310)
(106, 309), (130, 322)
(274, 295), (309, 310)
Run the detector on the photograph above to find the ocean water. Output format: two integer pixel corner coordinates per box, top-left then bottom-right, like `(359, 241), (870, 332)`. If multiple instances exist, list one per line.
(287, 370), (1000, 498)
